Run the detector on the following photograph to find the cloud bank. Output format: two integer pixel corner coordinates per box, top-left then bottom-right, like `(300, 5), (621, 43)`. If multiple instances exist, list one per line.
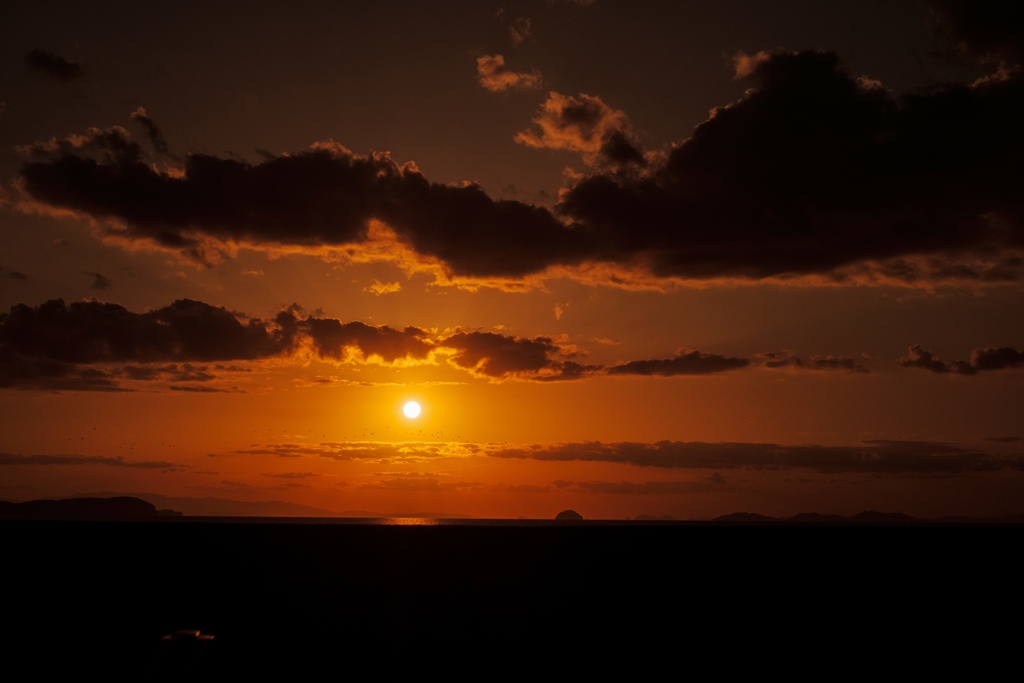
(17, 37), (1024, 287)
(901, 344), (1024, 375)
(0, 298), (868, 391)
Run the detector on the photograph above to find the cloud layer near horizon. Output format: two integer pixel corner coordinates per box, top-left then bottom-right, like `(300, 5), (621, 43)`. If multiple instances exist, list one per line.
(230, 437), (1024, 476)
(0, 298), (870, 391)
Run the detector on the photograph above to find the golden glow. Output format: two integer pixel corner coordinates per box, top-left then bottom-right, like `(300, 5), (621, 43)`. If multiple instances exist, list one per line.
(403, 401), (422, 419)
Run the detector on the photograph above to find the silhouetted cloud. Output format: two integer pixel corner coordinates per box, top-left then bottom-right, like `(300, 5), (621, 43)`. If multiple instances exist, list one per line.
(303, 316), (432, 364)
(0, 298), (294, 364)
(930, 0), (1024, 65)
(981, 436), (1022, 442)
(442, 331), (598, 381)
(19, 134), (581, 278)
(556, 49), (1024, 282)
(226, 438), (1024, 476)
(608, 350), (749, 376)
(121, 363), (217, 382)
(88, 272), (111, 290)
(555, 478), (730, 494)
(901, 344), (1024, 375)
(0, 452), (178, 469)
(491, 440), (1024, 474)
(0, 346), (126, 392)
(261, 472), (319, 479)
(477, 54), (542, 92)
(760, 352), (869, 373)
(8, 271), (27, 280)
(234, 441), (480, 462)
(168, 385), (230, 393)
(515, 92), (645, 167)
(25, 49), (84, 81)
(1, 295), (873, 390)
(21, 43), (1024, 287)
(130, 107), (169, 155)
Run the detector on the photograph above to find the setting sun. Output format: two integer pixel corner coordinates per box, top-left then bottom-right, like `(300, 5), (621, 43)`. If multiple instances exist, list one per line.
(403, 401), (421, 419)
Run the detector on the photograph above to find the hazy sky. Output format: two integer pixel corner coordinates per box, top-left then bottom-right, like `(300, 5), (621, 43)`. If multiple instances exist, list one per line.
(2, 0), (1023, 518)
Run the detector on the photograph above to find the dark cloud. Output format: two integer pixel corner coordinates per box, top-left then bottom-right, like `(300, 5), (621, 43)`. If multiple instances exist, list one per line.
(0, 452), (178, 469)
(492, 440), (1024, 474)
(607, 350), (750, 376)
(1, 295), (871, 389)
(441, 331), (598, 381)
(121, 363), (216, 382)
(0, 298), (293, 364)
(24, 49), (84, 81)
(130, 107), (169, 155)
(972, 346), (1024, 370)
(168, 385), (230, 393)
(88, 272), (111, 291)
(760, 352), (869, 373)
(19, 136), (583, 277)
(0, 298), (294, 391)
(21, 46), (1024, 286)
(555, 479), (729, 495)
(981, 436), (1022, 442)
(557, 50), (1024, 282)
(235, 441), (474, 462)
(476, 54), (542, 92)
(8, 272), (28, 280)
(515, 92), (645, 168)
(0, 346), (126, 392)
(900, 344), (1024, 375)
(930, 0), (1024, 65)
(303, 316), (432, 364)
(261, 472), (319, 479)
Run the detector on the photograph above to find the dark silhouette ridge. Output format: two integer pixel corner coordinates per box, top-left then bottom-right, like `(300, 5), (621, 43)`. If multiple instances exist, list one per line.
(714, 512), (778, 522)
(555, 509), (583, 520)
(706, 510), (1024, 524)
(0, 496), (166, 520)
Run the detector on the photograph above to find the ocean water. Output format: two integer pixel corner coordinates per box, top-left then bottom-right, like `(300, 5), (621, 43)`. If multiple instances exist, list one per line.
(4, 518), (1018, 678)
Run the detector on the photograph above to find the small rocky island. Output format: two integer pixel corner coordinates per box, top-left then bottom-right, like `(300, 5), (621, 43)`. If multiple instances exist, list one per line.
(0, 496), (181, 520)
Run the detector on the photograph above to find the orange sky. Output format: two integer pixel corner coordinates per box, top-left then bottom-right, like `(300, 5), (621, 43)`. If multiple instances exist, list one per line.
(2, 1), (1023, 518)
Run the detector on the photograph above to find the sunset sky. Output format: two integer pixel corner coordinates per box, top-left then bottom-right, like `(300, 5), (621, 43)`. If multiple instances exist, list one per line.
(2, 0), (1023, 519)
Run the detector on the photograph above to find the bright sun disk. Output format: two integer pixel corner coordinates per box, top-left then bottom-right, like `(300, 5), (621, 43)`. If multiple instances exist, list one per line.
(403, 401), (421, 418)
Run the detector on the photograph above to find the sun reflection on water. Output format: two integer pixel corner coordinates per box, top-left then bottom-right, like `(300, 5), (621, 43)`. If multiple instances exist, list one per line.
(382, 517), (440, 526)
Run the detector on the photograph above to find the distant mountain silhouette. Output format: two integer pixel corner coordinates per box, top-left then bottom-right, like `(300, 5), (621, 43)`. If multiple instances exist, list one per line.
(63, 492), (475, 518)
(714, 512), (778, 522)
(0, 496), (167, 520)
(71, 492), (339, 517)
(555, 509), (583, 521)
(713, 511), (927, 523)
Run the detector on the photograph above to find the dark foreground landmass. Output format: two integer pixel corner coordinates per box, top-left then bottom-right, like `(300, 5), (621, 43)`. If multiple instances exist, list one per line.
(3, 511), (1022, 680)
(4, 495), (1024, 524)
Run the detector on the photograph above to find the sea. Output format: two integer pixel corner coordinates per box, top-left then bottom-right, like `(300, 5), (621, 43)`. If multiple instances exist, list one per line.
(4, 517), (1018, 679)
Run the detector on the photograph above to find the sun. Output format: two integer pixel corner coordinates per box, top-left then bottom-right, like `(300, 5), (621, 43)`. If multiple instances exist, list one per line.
(403, 401), (421, 419)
